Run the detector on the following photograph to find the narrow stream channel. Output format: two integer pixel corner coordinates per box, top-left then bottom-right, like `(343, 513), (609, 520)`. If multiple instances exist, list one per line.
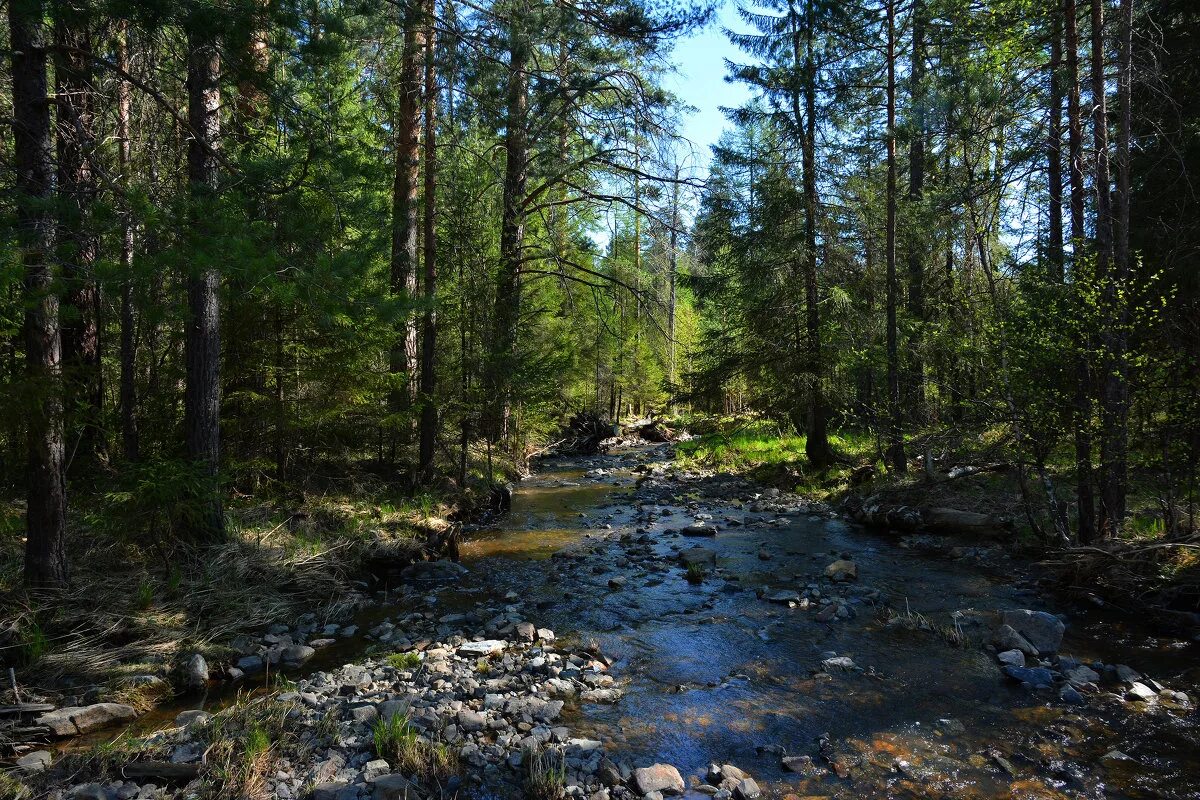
(77, 444), (1200, 799)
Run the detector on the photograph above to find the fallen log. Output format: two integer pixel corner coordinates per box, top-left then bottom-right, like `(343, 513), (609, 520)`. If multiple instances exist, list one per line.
(844, 495), (1011, 538)
(0, 704), (56, 716)
(121, 762), (202, 782)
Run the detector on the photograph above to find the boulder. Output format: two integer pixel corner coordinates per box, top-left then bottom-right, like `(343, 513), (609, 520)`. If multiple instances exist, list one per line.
(36, 703), (138, 737)
(1065, 665), (1101, 686)
(734, 778), (761, 800)
(996, 649), (1025, 667)
(281, 645), (316, 667)
(824, 560), (857, 582)
(991, 624), (1039, 657)
(1000, 610), (1065, 655)
(678, 547), (716, 568)
(181, 653), (208, 691)
(681, 524), (718, 537)
(1001, 665), (1055, 689)
(16, 749), (51, 775)
(633, 764), (685, 795)
(174, 709), (212, 728)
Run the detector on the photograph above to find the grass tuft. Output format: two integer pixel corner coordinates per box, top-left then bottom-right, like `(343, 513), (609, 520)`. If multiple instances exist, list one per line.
(524, 746), (567, 800)
(371, 713), (457, 783)
(385, 651), (422, 670)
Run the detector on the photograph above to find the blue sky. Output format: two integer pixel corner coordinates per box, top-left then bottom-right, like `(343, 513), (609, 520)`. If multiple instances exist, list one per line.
(664, 2), (753, 173)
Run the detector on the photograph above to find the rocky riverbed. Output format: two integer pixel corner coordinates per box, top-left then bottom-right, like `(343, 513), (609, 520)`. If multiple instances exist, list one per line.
(12, 444), (1200, 800)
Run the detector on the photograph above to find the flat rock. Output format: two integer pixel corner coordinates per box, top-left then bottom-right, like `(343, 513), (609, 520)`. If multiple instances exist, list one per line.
(457, 640), (507, 657)
(1000, 609), (1065, 654)
(16, 749), (51, 774)
(1001, 665), (1055, 689)
(634, 764), (685, 795)
(36, 703), (138, 737)
(679, 547), (716, 567)
(681, 524), (718, 537)
(281, 645), (316, 666)
(997, 649), (1025, 667)
(824, 560), (857, 582)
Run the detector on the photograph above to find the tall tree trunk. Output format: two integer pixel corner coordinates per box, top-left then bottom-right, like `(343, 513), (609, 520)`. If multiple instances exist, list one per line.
(1101, 0), (1132, 536)
(1047, 2), (1065, 279)
(183, 20), (225, 542)
(800, 0), (831, 467)
(489, 19), (529, 441)
(390, 0), (424, 461)
(1064, 0), (1096, 542)
(1090, 0), (1117, 537)
(667, 165), (679, 410)
(55, 0), (103, 468)
(885, 0), (905, 473)
(11, 0), (68, 587)
(116, 19), (139, 462)
(418, 0), (439, 481)
(906, 0), (927, 421)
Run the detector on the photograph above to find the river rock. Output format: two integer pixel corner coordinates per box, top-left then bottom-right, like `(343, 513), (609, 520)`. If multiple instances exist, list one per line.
(174, 709), (212, 728)
(681, 524), (718, 537)
(282, 645), (316, 667)
(824, 560), (857, 582)
(457, 710), (486, 732)
(68, 783), (111, 800)
(1127, 682), (1157, 701)
(679, 547), (716, 568)
(992, 624), (1039, 656)
(1114, 664), (1142, 683)
(457, 640), (507, 657)
(734, 778), (761, 800)
(516, 622), (537, 642)
(180, 652), (209, 691)
(821, 656), (856, 671)
(1065, 665), (1101, 686)
(1000, 610), (1065, 654)
(634, 764), (685, 795)
(36, 703), (138, 736)
(16, 749), (51, 774)
(1001, 665), (1055, 689)
(997, 649), (1025, 667)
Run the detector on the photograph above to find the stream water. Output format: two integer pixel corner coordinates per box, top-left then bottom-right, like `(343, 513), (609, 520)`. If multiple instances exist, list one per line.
(77, 445), (1200, 798)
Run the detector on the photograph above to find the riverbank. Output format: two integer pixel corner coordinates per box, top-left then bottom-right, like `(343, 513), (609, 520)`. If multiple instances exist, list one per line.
(6, 443), (1200, 800)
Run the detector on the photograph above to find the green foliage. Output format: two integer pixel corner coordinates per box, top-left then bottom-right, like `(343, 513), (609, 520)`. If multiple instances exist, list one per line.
(385, 651), (422, 670)
(371, 714), (457, 782)
(524, 746), (567, 800)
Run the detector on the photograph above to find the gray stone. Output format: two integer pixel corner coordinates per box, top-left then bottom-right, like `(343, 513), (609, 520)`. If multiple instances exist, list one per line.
(1127, 682), (1157, 701)
(36, 703), (138, 736)
(173, 710), (212, 728)
(16, 749), (51, 774)
(399, 560), (468, 581)
(311, 782), (349, 800)
(992, 624), (1039, 656)
(1114, 664), (1142, 683)
(516, 622), (537, 642)
(1001, 665), (1055, 689)
(1059, 686), (1085, 705)
(348, 704), (378, 724)
(1000, 610), (1065, 655)
(237, 655), (265, 674)
(372, 774), (421, 800)
(456, 710), (486, 732)
(281, 645), (316, 667)
(679, 547), (716, 568)
(69, 783), (111, 800)
(457, 640), (507, 657)
(633, 764), (685, 795)
(997, 649), (1025, 667)
(182, 653), (208, 691)
(733, 778), (760, 800)
(681, 524), (718, 537)
(1065, 665), (1101, 686)
(821, 656), (856, 671)
(824, 560), (857, 582)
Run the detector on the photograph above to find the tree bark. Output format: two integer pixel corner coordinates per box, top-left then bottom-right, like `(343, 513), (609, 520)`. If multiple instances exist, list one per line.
(418, 0), (439, 481)
(1047, 3), (1065, 279)
(1064, 0), (1096, 543)
(390, 0), (424, 460)
(885, 0), (905, 473)
(800, 0), (831, 467)
(1089, 0), (1117, 538)
(1100, 0), (1132, 537)
(10, 0), (68, 587)
(489, 17), (529, 441)
(54, 0), (103, 468)
(183, 20), (225, 542)
(116, 19), (139, 462)
(906, 0), (927, 421)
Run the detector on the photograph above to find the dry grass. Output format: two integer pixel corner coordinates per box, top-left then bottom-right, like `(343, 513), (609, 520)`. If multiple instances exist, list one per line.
(0, 493), (431, 704)
(524, 746), (567, 800)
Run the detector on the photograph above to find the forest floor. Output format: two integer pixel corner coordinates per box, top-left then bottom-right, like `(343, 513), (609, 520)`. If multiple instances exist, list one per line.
(4, 440), (1199, 800)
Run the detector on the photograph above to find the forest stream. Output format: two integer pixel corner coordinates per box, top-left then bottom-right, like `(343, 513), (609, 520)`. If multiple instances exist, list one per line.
(64, 443), (1200, 800)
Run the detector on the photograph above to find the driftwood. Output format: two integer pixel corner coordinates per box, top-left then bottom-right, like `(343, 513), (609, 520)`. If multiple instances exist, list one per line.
(0, 703), (55, 716)
(121, 762), (202, 782)
(845, 495), (1011, 538)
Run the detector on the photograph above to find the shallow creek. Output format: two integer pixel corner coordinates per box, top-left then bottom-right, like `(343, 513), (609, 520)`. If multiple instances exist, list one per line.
(80, 445), (1200, 799)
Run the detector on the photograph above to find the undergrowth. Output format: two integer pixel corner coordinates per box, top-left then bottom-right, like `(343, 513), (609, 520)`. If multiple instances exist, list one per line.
(371, 713), (458, 783)
(524, 746), (567, 800)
